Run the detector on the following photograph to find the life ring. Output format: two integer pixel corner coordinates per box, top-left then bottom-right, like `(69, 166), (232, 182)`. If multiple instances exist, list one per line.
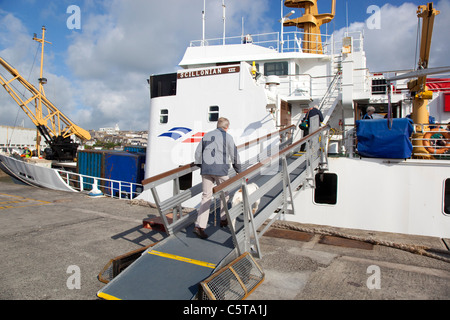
(423, 128), (450, 154)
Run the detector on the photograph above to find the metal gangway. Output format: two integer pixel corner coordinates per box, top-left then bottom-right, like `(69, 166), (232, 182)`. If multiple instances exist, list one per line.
(97, 119), (330, 300)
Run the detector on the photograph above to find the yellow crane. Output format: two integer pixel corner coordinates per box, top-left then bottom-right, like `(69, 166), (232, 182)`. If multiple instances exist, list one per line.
(407, 3), (440, 157)
(0, 26), (91, 161)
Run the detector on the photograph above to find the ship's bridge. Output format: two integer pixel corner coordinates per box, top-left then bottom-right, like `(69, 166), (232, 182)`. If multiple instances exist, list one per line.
(179, 31), (365, 104)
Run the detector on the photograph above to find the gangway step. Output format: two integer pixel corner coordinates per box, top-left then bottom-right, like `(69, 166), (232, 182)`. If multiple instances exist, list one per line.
(97, 222), (235, 300)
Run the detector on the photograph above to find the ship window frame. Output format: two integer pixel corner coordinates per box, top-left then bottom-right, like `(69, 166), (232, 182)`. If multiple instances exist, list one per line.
(160, 109), (169, 124)
(313, 173), (338, 205)
(208, 106), (219, 122)
(264, 61), (289, 76)
(443, 178), (450, 216)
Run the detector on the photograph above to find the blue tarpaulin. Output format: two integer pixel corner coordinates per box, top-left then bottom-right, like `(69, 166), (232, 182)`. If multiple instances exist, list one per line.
(356, 118), (414, 159)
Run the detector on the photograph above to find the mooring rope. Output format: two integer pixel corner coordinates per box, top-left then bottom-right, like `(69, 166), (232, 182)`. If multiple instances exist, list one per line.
(272, 221), (450, 264)
(129, 198), (450, 264)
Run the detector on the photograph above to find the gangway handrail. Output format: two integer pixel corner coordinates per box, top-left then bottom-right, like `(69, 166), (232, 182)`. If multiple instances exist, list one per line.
(237, 124), (295, 150)
(141, 124), (295, 188)
(212, 122), (330, 258)
(214, 125), (329, 194)
(140, 124), (296, 236)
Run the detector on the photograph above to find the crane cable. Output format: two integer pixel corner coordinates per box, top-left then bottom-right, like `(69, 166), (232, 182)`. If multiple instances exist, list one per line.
(6, 43), (41, 147)
(414, 15), (421, 71)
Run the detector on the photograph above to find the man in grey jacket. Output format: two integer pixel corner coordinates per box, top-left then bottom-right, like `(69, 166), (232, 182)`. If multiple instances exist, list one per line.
(193, 117), (242, 239)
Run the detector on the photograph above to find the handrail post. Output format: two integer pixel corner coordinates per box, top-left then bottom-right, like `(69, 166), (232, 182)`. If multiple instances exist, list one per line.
(319, 131), (329, 170)
(242, 181), (262, 259)
(281, 155), (295, 216)
(150, 186), (172, 235)
(220, 190), (242, 255)
(172, 177), (183, 224)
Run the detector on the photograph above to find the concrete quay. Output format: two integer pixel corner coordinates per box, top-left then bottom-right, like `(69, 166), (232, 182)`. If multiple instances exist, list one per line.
(0, 172), (448, 301)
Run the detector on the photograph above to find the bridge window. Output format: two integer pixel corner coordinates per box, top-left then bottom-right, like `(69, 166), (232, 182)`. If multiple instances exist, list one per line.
(264, 61), (288, 76)
(209, 106), (219, 122)
(149, 73), (177, 98)
(314, 173), (338, 205)
(160, 109), (168, 124)
(372, 79), (387, 95)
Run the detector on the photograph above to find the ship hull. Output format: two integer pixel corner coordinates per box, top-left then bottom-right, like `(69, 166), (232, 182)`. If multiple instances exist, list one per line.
(290, 156), (450, 238)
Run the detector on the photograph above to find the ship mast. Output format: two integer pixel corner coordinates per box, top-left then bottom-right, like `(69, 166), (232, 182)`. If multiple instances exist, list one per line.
(32, 26), (51, 157)
(283, 0), (336, 54)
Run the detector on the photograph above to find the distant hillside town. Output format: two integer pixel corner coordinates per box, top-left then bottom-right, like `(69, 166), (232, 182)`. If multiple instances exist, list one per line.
(0, 124), (148, 151)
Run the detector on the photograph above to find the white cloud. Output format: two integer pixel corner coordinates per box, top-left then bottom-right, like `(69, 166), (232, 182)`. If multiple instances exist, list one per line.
(63, 0), (271, 131)
(332, 0), (450, 71)
(0, 0), (272, 131)
(0, 11), (55, 129)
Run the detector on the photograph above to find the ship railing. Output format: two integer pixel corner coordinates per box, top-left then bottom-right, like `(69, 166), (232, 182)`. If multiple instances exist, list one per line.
(190, 32), (280, 50)
(411, 123), (450, 159)
(141, 125), (296, 236)
(189, 30), (335, 55)
(56, 169), (143, 200)
(331, 31), (364, 54)
(264, 73), (341, 101)
(212, 118), (329, 258)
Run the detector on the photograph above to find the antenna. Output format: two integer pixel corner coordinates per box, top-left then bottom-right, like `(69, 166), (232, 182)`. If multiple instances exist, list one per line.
(346, 1), (349, 35)
(202, 0), (206, 46)
(222, 0), (226, 45)
(241, 17), (244, 41)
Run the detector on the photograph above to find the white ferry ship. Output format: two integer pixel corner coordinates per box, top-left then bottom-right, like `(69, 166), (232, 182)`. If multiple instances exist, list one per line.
(1, 0), (450, 240)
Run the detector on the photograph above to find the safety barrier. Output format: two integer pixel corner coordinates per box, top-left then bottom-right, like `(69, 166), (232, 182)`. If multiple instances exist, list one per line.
(56, 169), (143, 200)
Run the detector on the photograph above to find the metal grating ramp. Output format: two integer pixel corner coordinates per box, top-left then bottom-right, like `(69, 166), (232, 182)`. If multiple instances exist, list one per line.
(199, 252), (264, 300)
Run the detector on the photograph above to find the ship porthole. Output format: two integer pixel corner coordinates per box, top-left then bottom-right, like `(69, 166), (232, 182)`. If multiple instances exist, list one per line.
(314, 173), (338, 205)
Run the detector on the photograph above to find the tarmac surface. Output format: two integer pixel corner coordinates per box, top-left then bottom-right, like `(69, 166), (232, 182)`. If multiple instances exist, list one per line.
(0, 170), (449, 302)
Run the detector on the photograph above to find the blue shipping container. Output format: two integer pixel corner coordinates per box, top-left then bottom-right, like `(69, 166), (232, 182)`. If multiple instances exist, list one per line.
(104, 152), (146, 198)
(77, 150), (107, 190)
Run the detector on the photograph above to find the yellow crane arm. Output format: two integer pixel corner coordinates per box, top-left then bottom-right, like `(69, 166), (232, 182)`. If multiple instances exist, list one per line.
(408, 2), (440, 99)
(0, 56), (91, 141)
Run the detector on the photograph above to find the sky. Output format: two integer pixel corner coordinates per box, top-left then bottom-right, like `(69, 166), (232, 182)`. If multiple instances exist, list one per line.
(0, 0), (449, 132)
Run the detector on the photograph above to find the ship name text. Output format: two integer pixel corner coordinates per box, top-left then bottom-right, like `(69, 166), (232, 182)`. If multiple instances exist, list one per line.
(178, 66), (240, 79)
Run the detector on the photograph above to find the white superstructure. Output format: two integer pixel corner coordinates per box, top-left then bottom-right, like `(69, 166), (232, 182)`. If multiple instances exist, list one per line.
(138, 4), (450, 238)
